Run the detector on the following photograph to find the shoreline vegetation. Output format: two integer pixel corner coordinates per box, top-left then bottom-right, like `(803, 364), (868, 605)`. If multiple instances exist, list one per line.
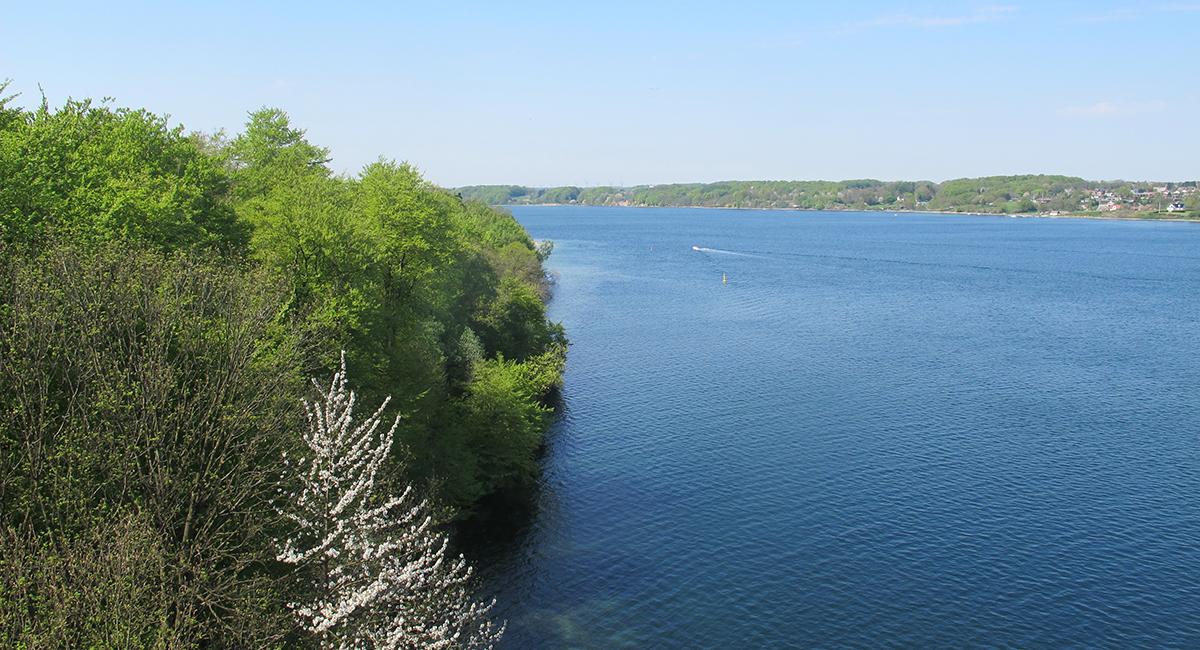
(457, 177), (1200, 222)
(0, 83), (560, 647)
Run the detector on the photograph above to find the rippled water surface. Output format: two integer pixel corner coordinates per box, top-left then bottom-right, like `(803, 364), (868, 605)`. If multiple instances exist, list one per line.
(478, 207), (1200, 648)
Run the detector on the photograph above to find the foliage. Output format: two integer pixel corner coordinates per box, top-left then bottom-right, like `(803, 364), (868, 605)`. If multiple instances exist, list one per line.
(276, 355), (503, 649)
(0, 80), (20, 132)
(475, 276), (566, 362)
(0, 243), (304, 646)
(0, 513), (172, 648)
(0, 90), (564, 645)
(461, 348), (563, 493)
(223, 111), (565, 513)
(224, 106), (332, 203)
(0, 97), (246, 250)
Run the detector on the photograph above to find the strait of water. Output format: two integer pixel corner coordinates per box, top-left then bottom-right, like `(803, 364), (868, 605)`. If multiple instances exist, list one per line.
(478, 206), (1200, 648)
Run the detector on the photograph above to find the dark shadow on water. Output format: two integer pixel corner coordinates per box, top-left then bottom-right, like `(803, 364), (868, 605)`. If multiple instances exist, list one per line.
(454, 487), (539, 562)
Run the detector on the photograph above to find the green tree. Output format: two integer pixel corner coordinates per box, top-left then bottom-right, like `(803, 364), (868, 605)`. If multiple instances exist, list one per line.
(0, 243), (304, 646)
(0, 98), (246, 250)
(476, 276), (564, 362)
(225, 107), (331, 203)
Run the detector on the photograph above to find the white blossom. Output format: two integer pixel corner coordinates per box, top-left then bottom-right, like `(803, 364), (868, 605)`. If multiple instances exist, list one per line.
(277, 352), (503, 649)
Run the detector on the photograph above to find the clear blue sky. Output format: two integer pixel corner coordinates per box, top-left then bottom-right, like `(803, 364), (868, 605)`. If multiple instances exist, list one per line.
(2, 1), (1197, 186)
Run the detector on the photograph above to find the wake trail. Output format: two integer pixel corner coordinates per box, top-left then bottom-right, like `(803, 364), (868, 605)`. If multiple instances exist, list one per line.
(692, 246), (768, 259)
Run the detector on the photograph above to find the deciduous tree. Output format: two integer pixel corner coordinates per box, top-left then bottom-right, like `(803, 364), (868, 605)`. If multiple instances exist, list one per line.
(276, 354), (503, 649)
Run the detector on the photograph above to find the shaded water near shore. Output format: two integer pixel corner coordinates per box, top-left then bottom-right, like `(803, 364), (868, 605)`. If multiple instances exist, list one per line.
(474, 206), (1200, 648)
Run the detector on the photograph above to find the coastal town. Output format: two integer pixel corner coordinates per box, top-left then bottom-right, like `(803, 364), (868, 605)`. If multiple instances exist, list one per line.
(1081, 183), (1197, 214)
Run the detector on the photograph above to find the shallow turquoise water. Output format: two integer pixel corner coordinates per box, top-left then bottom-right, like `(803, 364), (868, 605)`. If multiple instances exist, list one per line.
(480, 206), (1200, 648)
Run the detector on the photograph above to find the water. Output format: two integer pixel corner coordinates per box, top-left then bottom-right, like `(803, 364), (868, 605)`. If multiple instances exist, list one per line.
(477, 207), (1200, 648)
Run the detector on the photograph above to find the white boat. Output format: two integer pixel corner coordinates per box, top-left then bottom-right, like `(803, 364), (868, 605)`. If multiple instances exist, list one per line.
(692, 245), (702, 251)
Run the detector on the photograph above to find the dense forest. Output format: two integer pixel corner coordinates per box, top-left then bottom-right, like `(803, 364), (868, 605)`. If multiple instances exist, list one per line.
(458, 176), (1200, 217)
(0, 82), (562, 647)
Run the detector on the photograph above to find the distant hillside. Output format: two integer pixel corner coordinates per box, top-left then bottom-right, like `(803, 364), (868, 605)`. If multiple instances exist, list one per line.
(457, 176), (1200, 217)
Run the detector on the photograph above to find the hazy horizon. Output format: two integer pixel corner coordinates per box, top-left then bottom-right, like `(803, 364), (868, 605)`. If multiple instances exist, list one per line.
(3, 1), (1198, 187)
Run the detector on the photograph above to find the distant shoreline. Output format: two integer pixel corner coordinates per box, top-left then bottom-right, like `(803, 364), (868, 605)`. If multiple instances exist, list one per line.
(499, 203), (1200, 224)
(459, 176), (1199, 223)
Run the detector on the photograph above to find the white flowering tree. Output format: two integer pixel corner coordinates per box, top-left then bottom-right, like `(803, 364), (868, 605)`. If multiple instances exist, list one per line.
(276, 353), (503, 649)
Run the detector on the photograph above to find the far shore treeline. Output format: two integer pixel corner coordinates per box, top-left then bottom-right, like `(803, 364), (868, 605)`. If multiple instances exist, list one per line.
(458, 176), (1200, 218)
(0, 81), (563, 646)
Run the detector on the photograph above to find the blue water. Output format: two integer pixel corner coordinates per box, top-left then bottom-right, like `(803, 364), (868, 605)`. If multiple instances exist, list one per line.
(480, 207), (1200, 648)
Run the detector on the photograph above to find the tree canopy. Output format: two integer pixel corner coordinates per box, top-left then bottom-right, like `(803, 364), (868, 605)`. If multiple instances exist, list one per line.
(0, 91), (563, 647)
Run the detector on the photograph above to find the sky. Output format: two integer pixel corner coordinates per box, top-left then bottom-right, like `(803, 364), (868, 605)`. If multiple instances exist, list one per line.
(2, 1), (1198, 187)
